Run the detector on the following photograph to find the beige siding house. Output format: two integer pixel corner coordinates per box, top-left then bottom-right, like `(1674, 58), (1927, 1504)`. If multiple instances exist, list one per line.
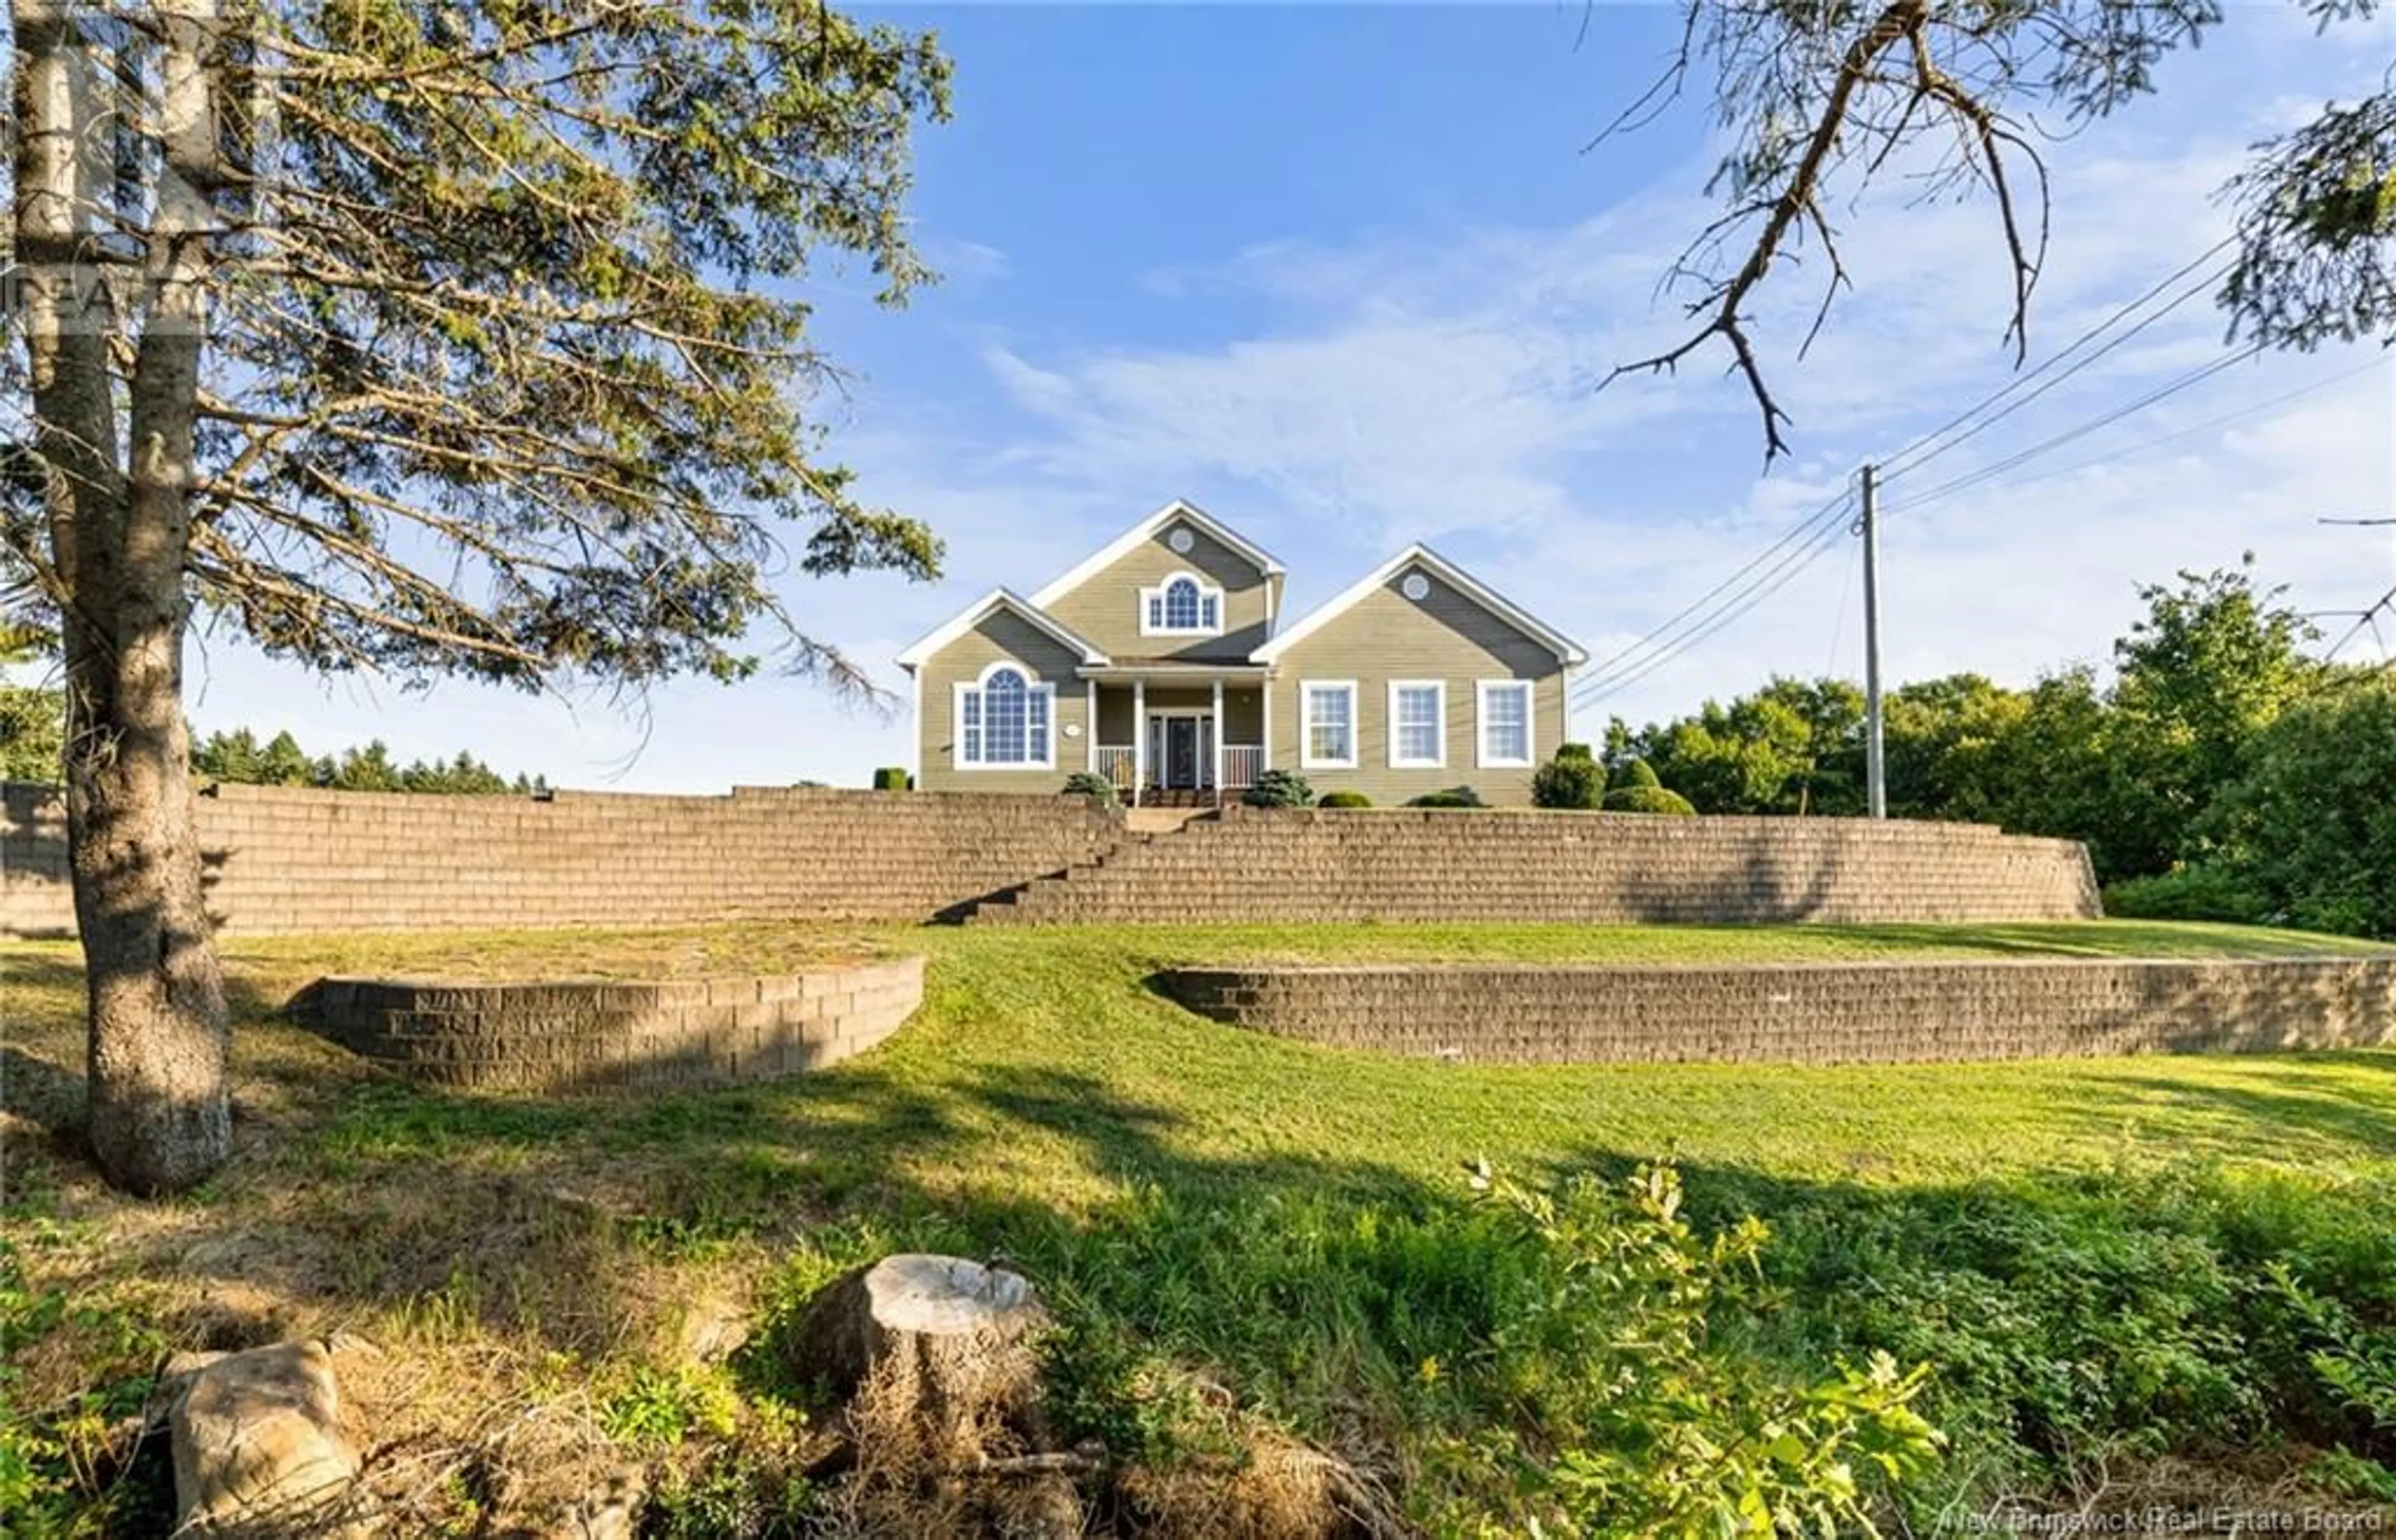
(895, 502), (1587, 806)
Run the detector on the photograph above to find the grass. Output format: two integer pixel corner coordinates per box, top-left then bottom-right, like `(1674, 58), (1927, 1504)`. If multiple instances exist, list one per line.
(3, 918), (2393, 1534)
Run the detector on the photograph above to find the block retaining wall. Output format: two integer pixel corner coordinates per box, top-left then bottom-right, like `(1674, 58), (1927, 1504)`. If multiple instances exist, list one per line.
(2, 781), (1122, 937)
(1160, 958), (2396, 1065)
(4, 781), (2101, 936)
(978, 804), (2101, 925)
(302, 955), (925, 1093)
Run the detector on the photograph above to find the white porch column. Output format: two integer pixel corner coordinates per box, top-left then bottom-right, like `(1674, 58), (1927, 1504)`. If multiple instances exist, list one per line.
(1261, 675), (1273, 770)
(1210, 677), (1225, 798)
(1084, 679), (1096, 773)
(1132, 678), (1146, 807)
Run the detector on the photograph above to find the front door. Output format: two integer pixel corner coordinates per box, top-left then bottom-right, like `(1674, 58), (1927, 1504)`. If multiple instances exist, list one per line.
(1148, 714), (1214, 789)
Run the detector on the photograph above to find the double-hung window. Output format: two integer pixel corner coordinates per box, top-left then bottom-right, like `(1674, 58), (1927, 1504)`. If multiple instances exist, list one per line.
(1301, 681), (1357, 769)
(1477, 680), (1533, 768)
(1388, 681), (1445, 769)
(958, 665), (1053, 769)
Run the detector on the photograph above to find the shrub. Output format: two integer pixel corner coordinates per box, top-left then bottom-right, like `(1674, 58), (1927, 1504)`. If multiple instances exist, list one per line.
(1318, 791), (1373, 808)
(1061, 771), (1119, 807)
(1603, 784), (1697, 816)
(2102, 865), (2269, 924)
(1242, 769), (1315, 808)
(870, 766), (910, 792)
(1531, 744), (1602, 809)
(1449, 1162), (1944, 1536)
(1617, 756), (1662, 789)
(1408, 786), (1486, 809)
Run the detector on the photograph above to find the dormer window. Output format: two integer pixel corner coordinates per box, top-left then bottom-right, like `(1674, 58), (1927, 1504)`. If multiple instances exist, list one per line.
(1139, 572), (1223, 637)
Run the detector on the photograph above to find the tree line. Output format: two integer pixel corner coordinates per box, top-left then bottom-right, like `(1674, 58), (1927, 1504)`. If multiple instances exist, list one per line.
(1602, 564), (2396, 938)
(189, 729), (549, 797)
(0, 686), (545, 797)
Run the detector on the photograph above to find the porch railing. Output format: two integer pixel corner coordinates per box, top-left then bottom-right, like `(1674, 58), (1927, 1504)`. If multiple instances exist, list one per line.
(1094, 743), (1264, 795)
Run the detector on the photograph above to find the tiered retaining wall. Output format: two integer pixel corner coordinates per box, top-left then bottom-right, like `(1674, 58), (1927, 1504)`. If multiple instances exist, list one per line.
(302, 955), (925, 1092)
(2, 781), (2101, 936)
(1, 781), (1121, 936)
(978, 805), (2100, 925)
(1161, 958), (2396, 1065)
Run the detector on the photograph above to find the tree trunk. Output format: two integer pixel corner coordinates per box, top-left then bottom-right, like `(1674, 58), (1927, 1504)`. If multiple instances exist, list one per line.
(13, 0), (232, 1196)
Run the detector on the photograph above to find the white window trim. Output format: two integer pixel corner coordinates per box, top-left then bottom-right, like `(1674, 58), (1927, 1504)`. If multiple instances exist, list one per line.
(954, 661), (1056, 771)
(1386, 679), (1446, 769)
(1299, 679), (1358, 771)
(1138, 570), (1226, 638)
(1476, 679), (1534, 769)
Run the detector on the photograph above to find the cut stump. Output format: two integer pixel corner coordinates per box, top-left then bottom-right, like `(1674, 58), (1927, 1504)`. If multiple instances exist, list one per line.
(789, 1254), (1049, 1464)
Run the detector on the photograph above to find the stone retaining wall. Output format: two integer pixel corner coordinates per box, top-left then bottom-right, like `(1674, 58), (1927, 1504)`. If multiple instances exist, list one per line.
(1160, 957), (2396, 1065)
(302, 955), (925, 1092)
(978, 805), (2100, 925)
(2, 781), (1121, 937)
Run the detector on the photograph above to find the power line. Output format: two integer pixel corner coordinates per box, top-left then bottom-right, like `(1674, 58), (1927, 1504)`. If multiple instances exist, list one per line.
(1874, 236), (2239, 484)
(1879, 341), (2269, 515)
(1909, 356), (2387, 502)
(2324, 585), (2396, 663)
(1571, 485), (1854, 699)
(1577, 515), (1852, 706)
(1821, 536), (1859, 680)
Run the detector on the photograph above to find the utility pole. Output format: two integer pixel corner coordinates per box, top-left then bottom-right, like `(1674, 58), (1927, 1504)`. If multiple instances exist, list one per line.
(1861, 463), (1886, 820)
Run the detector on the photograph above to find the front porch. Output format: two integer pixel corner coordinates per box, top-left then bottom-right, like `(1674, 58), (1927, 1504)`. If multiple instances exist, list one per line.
(1079, 668), (1267, 807)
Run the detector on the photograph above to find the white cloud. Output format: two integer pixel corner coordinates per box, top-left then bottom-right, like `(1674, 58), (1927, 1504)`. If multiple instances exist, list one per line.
(163, 13), (2396, 791)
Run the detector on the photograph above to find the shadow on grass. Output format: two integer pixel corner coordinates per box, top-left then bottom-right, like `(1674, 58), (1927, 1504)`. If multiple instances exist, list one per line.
(2048, 1061), (2396, 1149)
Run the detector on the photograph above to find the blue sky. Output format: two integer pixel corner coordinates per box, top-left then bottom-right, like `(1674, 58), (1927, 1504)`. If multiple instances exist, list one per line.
(182, 4), (2396, 789)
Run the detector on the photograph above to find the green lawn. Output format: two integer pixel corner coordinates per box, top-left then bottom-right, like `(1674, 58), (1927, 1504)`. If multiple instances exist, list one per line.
(3, 919), (2392, 1535)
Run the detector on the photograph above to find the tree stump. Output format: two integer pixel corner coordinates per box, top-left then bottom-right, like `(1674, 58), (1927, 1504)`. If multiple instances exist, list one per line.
(788, 1254), (1049, 1467)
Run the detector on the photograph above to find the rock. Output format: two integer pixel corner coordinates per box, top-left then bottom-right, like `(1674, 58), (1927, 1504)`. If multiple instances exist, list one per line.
(789, 1254), (1049, 1461)
(167, 1339), (361, 1535)
(674, 1299), (750, 1365)
(547, 1468), (643, 1540)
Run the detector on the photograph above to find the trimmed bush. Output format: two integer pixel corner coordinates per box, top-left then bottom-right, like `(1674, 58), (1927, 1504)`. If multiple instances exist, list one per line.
(1242, 769), (1315, 808)
(1532, 744), (1603, 810)
(1318, 791), (1373, 809)
(2103, 865), (2269, 925)
(870, 767), (910, 792)
(1408, 786), (1487, 809)
(1061, 771), (1119, 807)
(1617, 756), (1662, 790)
(1603, 784), (1697, 816)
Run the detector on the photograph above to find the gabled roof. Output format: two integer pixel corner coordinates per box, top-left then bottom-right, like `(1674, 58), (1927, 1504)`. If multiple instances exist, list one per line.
(1029, 499), (1287, 608)
(893, 588), (1111, 671)
(1251, 543), (1590, 666)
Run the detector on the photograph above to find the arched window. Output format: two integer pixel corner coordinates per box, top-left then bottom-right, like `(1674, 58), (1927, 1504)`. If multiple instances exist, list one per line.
(1141, 571), (1224, 635)
(958, 665), (1053, 768)
(1163, 577), (1203, 630)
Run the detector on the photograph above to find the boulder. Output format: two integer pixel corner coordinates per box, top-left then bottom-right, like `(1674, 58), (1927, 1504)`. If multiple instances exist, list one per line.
(167, 1339), (361, 1534)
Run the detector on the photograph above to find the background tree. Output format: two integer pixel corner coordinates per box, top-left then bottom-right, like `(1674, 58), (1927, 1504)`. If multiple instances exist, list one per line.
(1881, 673), (2025, 824)
(6, 2), (950, 1194)
(0, 624), (62, 779)
(2201, 675), (2396, 937)
(1602, 0), (2391, 456)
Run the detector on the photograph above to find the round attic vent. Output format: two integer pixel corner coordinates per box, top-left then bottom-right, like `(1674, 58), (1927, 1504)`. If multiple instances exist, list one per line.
(1167, 527), (1195, 554)
(1401, 572), (1431, 602)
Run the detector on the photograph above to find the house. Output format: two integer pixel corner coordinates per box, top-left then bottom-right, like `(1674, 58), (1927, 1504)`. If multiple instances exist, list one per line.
(894, 501), (1589, 806)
